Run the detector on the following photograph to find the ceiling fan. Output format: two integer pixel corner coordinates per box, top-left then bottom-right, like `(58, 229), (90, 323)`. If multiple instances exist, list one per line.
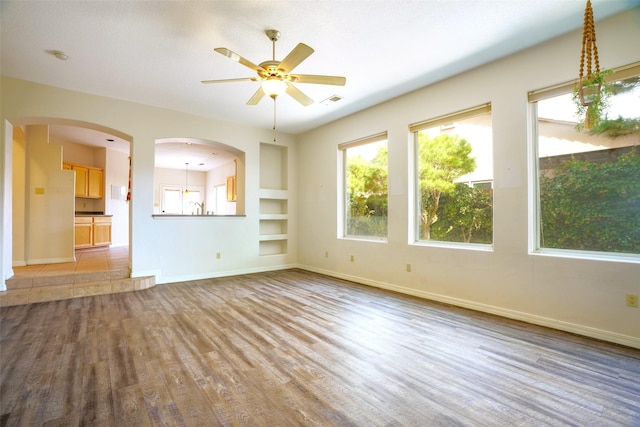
(202, 29), (346, 106)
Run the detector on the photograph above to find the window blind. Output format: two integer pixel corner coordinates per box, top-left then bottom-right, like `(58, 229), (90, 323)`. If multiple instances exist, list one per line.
(409, 103), (491, 133)
(338, 131), (388, 151)
(528, 62), (640, 103)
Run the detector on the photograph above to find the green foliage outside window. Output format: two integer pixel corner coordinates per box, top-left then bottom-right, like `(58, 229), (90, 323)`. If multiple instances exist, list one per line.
(431, 183), (493, 244)
(346, 145), (388, 237)
(346, 131), (494, 243)
(417, 133), (491, 243)
(540, 148), (640, 254)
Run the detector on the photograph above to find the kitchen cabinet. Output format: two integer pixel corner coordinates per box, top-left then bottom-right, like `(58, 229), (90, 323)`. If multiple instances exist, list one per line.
(65, 163), (103, 198)
(75, 216), (112, 249)
(74, 217), (93, 249)
(72, 165), (89, 197)
(92, 216), (112, 247)
(87, 168), (103, 198)
(226, 175), (237, 201)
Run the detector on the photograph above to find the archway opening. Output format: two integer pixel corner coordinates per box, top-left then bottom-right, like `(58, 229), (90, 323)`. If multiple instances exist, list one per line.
(8, 117), (132, 268)
(154, 137), (245, 216)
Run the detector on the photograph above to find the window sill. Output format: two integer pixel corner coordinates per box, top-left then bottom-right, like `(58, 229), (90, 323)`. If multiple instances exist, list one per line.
(152, 214), (246, 219)
(411, 241), (494, 252)
(531, 248), (640, 264)
(339, 236), (388, 243)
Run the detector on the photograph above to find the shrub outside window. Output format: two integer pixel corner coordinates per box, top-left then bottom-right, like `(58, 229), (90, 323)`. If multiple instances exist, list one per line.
(530, 64), (640, 257)
(411, 104), (493, 245)
(340, 133), (388, 239)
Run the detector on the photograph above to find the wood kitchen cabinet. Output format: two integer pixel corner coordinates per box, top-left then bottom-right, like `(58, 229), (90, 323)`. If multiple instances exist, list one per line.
(92, 216), (112, 247)
(87, 168), (103, 198)
(74, 217), (93, 249)
(72, 165), (89, 197)
(65, 163), (103, 198)
(226, 175), (237, 201)
(75, 216), (112, 249)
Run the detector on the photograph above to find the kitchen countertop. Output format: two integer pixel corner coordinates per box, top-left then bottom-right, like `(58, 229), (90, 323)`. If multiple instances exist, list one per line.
(75, 212), (113, 217)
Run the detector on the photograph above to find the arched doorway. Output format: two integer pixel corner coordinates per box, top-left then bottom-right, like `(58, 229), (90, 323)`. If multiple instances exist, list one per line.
(8, 117), (132, 269)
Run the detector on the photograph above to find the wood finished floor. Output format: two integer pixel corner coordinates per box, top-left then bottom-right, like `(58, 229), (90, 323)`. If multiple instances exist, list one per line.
(1, 269), (639, 426)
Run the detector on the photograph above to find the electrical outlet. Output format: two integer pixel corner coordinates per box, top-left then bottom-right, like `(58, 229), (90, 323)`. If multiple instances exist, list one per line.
(406, 263), (411, 273)
(350, 255), (354, 262)
(626, 294), (639, 308)
(216, 252), (221, 259)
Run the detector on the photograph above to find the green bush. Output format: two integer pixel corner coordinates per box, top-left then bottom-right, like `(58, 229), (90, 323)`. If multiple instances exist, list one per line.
(540, 149), (640, 253)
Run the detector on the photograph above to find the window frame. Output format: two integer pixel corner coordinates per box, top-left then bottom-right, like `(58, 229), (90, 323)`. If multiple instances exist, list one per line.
(410, 104), (494, 250)
(528, 62), (640, 263)
(338, 131), (389, 242)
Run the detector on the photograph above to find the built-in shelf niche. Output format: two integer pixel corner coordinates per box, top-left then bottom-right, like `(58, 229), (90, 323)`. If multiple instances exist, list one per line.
(258, 240), (288, 256)
(260, 143), (288, 190)
(259, 143), (288, 256)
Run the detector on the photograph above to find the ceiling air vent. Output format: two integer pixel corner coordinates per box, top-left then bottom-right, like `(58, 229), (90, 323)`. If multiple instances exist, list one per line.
(321, 95), (343, 105)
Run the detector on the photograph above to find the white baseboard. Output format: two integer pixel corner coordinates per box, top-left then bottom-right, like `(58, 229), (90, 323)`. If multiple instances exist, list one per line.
(155, 264), (297, 285)
(25, 257), (75, 265)
(298, 264), (640, 350)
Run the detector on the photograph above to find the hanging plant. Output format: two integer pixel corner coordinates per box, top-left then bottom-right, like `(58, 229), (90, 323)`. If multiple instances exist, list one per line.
(572, 0), (612, 131)
(572, 69), (612, 131)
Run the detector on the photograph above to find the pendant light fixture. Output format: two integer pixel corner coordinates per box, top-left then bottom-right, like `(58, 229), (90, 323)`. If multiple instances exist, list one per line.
(184, 162), (189, 194)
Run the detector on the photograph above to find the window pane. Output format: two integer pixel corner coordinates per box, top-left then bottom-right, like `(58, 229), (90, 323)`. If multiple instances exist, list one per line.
(162, 188), (182, 214)
(414, 109), (493, 244)
(535, 74), (640, 254)
(344, 139), (388, 238)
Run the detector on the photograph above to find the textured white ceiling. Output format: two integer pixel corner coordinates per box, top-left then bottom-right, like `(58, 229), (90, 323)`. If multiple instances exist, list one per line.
(2, 0), (638, 166)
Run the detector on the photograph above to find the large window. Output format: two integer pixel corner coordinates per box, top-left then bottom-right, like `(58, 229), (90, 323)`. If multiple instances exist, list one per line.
(340, 132), (388, 239)
(160, 185), (203, 214)
(530, 63), (640, 257)
(411, 104), (493, 245)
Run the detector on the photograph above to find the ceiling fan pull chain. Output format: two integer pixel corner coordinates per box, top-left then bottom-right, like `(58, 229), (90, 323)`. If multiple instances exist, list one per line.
(273, 97), (278, 142)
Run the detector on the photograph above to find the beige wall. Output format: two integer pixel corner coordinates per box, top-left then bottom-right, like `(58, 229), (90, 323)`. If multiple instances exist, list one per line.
(24, 125), (75, 264)
(296, 9), (640, 348)
(1, 78), (298, 284)
(11, 128), (26, 266)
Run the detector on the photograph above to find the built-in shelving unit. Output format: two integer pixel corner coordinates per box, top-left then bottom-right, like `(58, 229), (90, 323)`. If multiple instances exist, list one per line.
(259, 143), (288, 256)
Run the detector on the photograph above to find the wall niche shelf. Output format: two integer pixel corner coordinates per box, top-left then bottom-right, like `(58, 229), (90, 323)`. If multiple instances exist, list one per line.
(259, 143), (288, 256)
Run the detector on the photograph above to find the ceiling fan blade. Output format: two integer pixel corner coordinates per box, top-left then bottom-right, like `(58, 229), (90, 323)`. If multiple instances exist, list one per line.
(289, 74), (346, 86)
(279, 43), (314, 73)
(214, 47), (264, 72)
(201, 77), (256, 84)
(246, 86), (265, 105)
(285, 83), (313, 106)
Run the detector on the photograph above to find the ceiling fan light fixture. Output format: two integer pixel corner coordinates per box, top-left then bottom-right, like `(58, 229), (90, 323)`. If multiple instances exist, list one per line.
(262, 78), (287, 98)
(204, 29), (345, 108)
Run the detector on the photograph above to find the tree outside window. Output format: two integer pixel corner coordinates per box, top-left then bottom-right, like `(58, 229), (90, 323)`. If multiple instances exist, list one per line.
(342, 136), (388, 239)
(412, 106), (493, 245)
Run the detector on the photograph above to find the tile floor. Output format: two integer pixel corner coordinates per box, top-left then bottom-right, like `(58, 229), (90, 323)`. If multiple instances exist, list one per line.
(11, 246), (129, 281)
(0, 246), (155, 307)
